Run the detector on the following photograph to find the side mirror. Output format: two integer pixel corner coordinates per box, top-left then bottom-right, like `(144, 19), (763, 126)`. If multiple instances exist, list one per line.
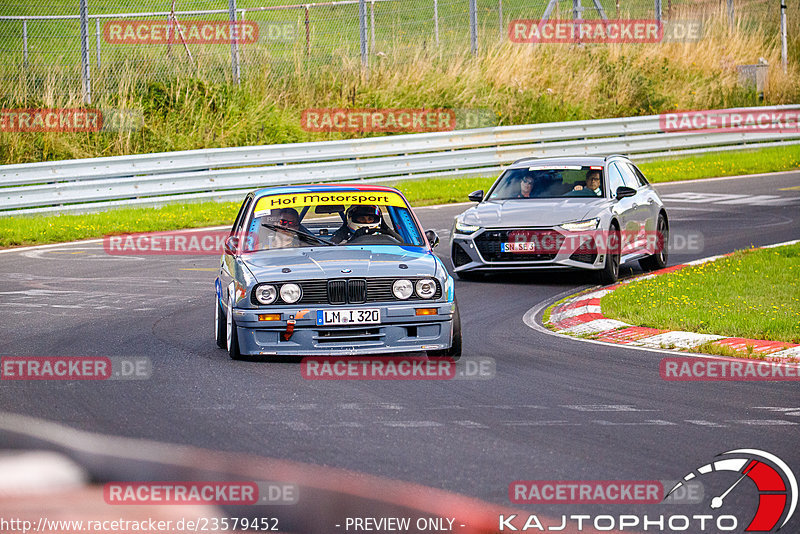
(425, 230), (440, 248)
(223, 235), (240, 256)
(616, 186), (637, 199)
(468, 190), (484, 203)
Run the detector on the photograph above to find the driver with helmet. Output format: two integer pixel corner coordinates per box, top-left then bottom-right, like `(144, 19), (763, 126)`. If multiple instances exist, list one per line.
(331, 205), (399, 244)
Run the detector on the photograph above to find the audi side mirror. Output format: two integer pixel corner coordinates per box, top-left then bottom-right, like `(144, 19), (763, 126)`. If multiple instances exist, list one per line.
(616, 186), (637, 199)
(468, 190), (484, 202)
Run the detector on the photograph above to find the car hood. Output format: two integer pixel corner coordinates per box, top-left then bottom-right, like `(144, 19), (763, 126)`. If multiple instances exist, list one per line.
(460, 198), (611, 228)
(242, 246), (439, 282)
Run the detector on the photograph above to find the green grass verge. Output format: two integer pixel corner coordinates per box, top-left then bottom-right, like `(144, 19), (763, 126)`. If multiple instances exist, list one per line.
(638, 143), (800, 182)
(601, 243), (800, 344)
(1, 143), (799, 248)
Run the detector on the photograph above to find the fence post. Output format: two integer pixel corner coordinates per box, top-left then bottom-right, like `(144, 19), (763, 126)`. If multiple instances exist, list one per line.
(469, 0), (477, 55)
(95, 18), (101, 70)
(79, 0), (91, 105)
(22, 19), (28, 69)
(359, 0), (368, 69)
(434, 0), (439, 46)
(727, 0), (734, 29)
(780, 0), (788, 73)
(305, 5), (310, 55)
(370, 0), (375, 50)
(498, 0), (503, 38)
(655, 0), (662, 23)
(228, 0), (240, 85)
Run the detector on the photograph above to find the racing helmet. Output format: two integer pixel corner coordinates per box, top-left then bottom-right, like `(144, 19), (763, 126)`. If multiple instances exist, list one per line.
(346, 205), (382, 233)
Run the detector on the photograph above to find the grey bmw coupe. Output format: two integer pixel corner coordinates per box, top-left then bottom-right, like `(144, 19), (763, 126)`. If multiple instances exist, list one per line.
(215, 184), (460, 360)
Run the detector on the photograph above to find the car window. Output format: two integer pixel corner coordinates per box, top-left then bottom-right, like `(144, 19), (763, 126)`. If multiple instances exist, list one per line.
(619, 162), (645, 188)
(626, 163), (650, 186)
(486, 166), (604, 199)
(231, 194), (253, 234)
(244, 190), (425, 250)
(607, 163), (626, 195)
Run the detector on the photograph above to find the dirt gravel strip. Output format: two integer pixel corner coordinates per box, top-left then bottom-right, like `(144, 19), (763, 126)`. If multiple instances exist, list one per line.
(546, 240), (800, 362)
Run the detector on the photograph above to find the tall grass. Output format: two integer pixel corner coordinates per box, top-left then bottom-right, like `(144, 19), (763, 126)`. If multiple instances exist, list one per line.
(0, 11), (797, 165)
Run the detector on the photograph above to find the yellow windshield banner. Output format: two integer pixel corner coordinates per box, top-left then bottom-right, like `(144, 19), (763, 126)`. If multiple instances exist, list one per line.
(254, 190), (407, 213)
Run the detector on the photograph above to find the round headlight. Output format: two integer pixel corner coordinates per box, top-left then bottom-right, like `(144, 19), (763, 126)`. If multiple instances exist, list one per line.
(415, 279), (437, 299)
(392, 279), (413, 300)
(254, 284), (277, 305)
(280, 283), (302, 304)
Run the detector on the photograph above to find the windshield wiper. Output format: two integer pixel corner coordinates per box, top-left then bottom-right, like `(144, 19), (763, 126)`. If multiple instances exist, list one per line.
(260, 223), (335, 246)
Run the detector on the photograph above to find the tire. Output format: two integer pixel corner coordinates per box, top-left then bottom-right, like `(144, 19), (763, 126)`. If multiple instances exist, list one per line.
(214, 296), (226, 349)
(226, 296), (244, 360)
(427, 300), (462, 361)
(639, 213), (669, 272)
(595, 224), (620, 285)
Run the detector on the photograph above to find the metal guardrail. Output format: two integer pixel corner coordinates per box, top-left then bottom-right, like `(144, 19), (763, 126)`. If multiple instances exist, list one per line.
(2, 105), (799, 216)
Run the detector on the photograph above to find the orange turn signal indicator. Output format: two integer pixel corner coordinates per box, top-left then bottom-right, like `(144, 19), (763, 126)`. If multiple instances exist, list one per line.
(415, 308), (438, 316)
(258, 314), (281, 321)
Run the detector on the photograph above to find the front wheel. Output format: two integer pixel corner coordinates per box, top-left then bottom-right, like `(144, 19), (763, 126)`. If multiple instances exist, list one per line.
(639, 213), (669, 271)
(214, 296), (226, 349)
(595, 225), (620, 285)
(427, 301), (462, 361)
(226, 296), (244, 360)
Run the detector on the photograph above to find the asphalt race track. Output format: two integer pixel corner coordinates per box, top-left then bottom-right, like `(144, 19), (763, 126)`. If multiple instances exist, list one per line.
(1, 172), (799, 531)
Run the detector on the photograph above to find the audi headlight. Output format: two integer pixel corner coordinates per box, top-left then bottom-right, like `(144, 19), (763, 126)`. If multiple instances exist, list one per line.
(254, 284), (277, 305)
(415, 279), (437, 299)
(392, 279), (413, 300)
(455, 221), (481, 234)
(279, 283), (302, 304)
(561, 218), (600, 232)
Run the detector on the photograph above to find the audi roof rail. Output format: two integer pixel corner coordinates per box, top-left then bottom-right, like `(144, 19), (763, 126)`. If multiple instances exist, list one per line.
(604, 154), (629, 161)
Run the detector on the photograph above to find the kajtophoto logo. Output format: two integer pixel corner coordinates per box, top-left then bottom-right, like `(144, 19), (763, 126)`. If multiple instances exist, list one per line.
(665, 449), (797, 532)
(500, 449), (796, 532)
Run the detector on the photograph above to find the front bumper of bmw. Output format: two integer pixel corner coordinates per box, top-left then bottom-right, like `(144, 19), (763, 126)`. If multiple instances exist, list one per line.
(230, 301), (456, 356)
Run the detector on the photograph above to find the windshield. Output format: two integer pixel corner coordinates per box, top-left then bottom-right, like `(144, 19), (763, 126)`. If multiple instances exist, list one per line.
(241, 190), (424, 250)
(487, 165), (605, 199)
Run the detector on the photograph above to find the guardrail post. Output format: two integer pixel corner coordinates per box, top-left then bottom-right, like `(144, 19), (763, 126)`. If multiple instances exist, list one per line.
(228, 0), (240, 85)
(359, 0), (368, 69)
(469, 0), (477, 55)
(79, 0), (91, 105)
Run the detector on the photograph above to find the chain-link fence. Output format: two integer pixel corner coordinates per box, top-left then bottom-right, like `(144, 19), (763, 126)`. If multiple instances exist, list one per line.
(0, 0), (791, 102)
